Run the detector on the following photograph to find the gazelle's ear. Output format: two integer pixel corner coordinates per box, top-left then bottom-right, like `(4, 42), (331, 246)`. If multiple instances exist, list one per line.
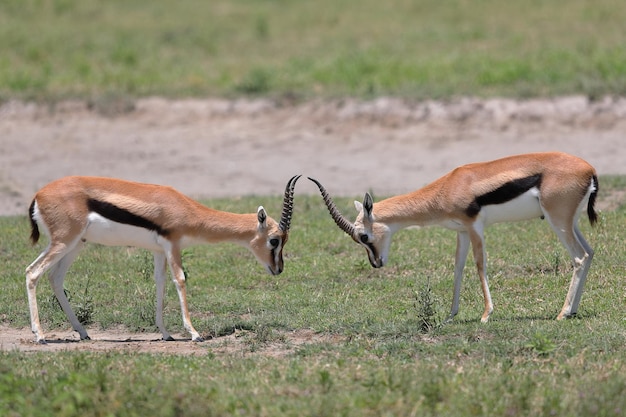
(363, 193), (374, 220)
(354, 200), (363, 212)
(257, 206), (267, 229)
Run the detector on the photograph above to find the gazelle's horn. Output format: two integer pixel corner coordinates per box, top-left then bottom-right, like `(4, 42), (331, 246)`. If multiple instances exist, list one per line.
(278, 175), (302, 232)
(308, 177), (356, 237)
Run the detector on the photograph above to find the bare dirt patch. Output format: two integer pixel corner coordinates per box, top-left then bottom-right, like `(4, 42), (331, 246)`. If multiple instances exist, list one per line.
(1, 96), (625, 354)
(0, 325), (342, 357)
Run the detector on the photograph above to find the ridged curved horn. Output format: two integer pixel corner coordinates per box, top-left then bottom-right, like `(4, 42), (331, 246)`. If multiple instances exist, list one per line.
(308, 177), (356, 237)
(278, 175), (302, 232)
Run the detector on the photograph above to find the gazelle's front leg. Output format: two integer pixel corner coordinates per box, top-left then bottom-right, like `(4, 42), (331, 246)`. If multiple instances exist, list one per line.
(164, 245), (203, 342)
(468, 226), (493, 322)
(448, 231), (471, 321)
(153, 251), (174, 341)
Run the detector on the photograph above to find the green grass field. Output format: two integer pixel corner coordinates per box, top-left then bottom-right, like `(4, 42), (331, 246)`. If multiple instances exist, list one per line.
(1, 0), (626, 101)
(2, 1), (626, 415)
(1, 179), (625, 416)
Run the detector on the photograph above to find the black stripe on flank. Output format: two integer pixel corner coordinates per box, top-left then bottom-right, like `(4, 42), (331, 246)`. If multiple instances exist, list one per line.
(465, 174), (542, 218)
(87, 198), (170, 237)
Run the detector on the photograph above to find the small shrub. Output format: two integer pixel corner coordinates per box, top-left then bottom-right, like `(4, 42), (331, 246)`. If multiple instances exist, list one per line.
(73, 284), (94, 326)
(524, 332), (557, 356)
(414, 278), (439, 333)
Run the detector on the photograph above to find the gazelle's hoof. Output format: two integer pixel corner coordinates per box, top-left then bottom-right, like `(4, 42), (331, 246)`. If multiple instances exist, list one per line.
(443, 315), (456, 324)
(557, 312), (577, 320)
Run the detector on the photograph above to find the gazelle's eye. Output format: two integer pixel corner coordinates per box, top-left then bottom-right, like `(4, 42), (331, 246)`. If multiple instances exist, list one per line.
(269, 238), (280, 248)
(359, 234), (369, 244)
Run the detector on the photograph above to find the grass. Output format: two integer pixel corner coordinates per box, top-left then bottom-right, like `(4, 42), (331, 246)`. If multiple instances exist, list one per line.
(1, 2), (625, 413)
(1, 0), (626, 101)
(1, 177), (625, 416)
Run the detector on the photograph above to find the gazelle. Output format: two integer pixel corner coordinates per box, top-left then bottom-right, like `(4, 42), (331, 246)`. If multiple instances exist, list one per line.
(26, 175), (301, 344)
(309, 152), (599, 322)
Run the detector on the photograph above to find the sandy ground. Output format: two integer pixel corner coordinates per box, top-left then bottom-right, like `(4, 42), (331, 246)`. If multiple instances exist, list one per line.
(2, 96), (625, 216)
(1, 96), (625, 354)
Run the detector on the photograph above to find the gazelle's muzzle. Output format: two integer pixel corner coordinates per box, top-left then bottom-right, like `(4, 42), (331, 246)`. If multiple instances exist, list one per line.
(369, 257), (384, 269)
(268, 249), (284, 275)
(267, 264), (283, 276)
(363, 244), (383, 268)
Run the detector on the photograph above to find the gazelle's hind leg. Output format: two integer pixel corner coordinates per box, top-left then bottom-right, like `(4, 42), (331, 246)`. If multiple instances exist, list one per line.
(543, 213), (593, 320)
(26, 241), (81, 343)
(569, 226), (594, 314)
(47, 241), (90, 340)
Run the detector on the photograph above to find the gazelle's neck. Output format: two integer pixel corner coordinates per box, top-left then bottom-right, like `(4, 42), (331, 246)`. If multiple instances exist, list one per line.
(185, 204), (258, 244)
(374, 183), (445, 230)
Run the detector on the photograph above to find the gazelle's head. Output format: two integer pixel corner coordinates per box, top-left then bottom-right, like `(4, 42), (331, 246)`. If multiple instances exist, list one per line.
(250, 175), (301, 275)
(309, 178), (391, 268)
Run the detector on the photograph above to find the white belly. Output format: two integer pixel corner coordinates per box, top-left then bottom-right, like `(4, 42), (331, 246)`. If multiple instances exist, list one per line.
(480, 187), (543, 225)
(83, 213), (164, 251)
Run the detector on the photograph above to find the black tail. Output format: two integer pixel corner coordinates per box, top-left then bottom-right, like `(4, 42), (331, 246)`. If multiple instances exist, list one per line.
(587, 175), (599, 226)
(28, 199), (40, 244)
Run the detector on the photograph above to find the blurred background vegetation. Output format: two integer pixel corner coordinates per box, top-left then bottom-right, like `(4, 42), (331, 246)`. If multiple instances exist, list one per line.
(1, 0), (625, 101)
